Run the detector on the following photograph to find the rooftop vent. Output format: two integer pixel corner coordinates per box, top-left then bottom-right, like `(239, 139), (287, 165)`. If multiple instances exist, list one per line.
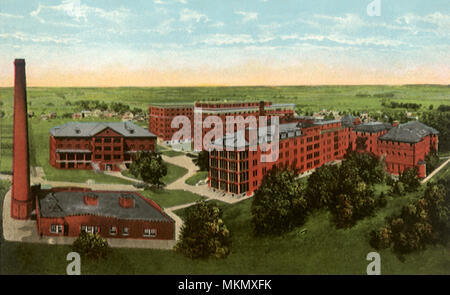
(124, 122), (135, 134)
(75, 127), (81, 134)
(84, 193), (98, 206)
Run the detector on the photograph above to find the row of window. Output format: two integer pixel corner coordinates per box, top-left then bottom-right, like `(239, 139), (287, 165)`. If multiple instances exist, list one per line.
(50, 224), (157, 238)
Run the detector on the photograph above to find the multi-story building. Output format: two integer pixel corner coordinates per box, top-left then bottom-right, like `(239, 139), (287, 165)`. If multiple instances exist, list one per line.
(49, 121), (156, 171)
(209, 118), (353, 196)
(378, 121), (439, 178)
(36, 188), (175, 240)
(148, 101), (295, 144)
(208, 116), (438, 196)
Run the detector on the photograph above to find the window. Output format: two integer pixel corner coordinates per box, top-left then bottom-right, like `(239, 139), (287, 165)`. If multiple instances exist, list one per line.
(122, 227), (129, 236)
(143, 228), (157, 238)
(110, 226), (117, 235)
(50, 224), (63, 234)
(81, 225), (99, 234)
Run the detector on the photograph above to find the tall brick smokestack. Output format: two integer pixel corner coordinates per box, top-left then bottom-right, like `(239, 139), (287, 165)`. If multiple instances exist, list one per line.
(11, 59), (32, 220)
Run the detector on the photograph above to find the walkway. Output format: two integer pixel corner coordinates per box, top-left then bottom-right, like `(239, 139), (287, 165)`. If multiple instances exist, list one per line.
(421, 158), (450, 184)
(162, 154), (253, 204)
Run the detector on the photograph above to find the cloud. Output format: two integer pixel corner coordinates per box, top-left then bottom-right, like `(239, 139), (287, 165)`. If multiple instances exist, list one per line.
(395, 12), (450, 35)
(179, 8), (209, 23)
(235, 11), (258, 23)
(280, 33), (404, 47)
(0, 31), (80, 44)
(199, 33), (275, 46)
(30, 0), (130, 24)
(0, 12), (24, 18)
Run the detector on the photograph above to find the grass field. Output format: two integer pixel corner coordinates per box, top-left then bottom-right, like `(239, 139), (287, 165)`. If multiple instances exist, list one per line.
(185, 171), (208, 186)
(121, 161), (188, 186)
(139, 189), (205, 208)
(1, 86), (448, 117)
(1, 182), (448, 274)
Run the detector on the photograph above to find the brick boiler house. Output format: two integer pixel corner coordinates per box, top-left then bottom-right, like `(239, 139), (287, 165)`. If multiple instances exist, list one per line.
(49, 121), (156, 171)
(36, 188), (175, 240)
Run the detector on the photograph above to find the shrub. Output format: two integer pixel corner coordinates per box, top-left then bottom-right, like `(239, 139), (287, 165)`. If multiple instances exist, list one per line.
(399, 167), (421, 192)
(72, 232), (109, 260)
(176, 201), (231, 259)
(370, 183), (449, 255)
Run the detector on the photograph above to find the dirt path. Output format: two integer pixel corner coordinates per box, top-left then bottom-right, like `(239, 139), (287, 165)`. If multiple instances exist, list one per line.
(421, 158), (450, 184)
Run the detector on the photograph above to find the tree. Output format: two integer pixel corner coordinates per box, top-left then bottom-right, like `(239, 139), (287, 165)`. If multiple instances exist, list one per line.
(370, 183), (448, 255)
(305, 164), (339, 209)
(129, 152), (167, 187)
(425, 149), (440, 175)
(72, 232), (109, 260)
(193, 150), (209, 171)
(251, 168), (308, 236)
(176, 201), (231, 259)
(399, 167), (421, 192)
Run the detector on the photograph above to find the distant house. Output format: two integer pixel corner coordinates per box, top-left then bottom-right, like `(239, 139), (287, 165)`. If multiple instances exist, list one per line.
(122, 112), (134, 121)
(72, 112), (82, 119)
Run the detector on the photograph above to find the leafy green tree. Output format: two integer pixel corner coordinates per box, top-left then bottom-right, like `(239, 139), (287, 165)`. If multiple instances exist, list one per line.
(389, 180), (406, 197)
(251, 168), (308, 236)
(370, 183), (448, 255)
(72, 232), (109, 260)
(399, 167), (421, 192)
(129, 152), (167, 187)
(193, 150), (209, 171)
(305, 164), (339, 209)
(425, 149), (440, 175)
(176, 201), (231, 259)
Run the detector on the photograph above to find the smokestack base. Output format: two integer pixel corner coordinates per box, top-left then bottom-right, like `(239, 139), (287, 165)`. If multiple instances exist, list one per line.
(11, 199), (33, 220)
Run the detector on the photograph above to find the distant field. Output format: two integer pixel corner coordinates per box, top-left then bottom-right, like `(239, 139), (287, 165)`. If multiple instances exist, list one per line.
(0, 85), (449, 119)
(0, 85), (448, 175)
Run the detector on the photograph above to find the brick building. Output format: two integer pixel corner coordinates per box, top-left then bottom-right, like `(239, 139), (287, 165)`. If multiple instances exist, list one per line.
(36, 188), (175, 240)
(208, 116), (438, 196)
(209, 118), (352, 196)
(148, 101), (295, 144)
(378, 121), (439, 178)
(49, 121), (156, 171)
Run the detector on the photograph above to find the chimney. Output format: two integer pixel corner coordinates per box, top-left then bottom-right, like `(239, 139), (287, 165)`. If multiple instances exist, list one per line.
(11, 59), (32, 220)
(119, 194), (134, 208)
(84, 193), (98, 206)
(392, 121), (399, 127)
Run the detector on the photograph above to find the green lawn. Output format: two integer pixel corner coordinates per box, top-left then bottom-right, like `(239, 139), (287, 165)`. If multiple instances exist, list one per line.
(185, 171), (208, 186)
(121, 161), (188, 185)
(161, 162), (188, 185)
(139, 189), (205, 208)
(1, 181), (448, 274)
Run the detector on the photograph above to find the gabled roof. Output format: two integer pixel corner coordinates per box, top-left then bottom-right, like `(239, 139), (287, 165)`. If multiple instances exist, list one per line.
(379, 121), (439, 143)
(38, 191), (172, 222)
(49, 121), (156, 138)
(354, 122), (392, 133)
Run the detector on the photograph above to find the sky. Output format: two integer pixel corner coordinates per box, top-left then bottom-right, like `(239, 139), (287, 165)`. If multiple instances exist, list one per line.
(0, 0), (449, 86)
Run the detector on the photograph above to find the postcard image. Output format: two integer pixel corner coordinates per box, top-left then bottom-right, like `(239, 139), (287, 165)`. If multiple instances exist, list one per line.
(0, 0), (449, 282)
